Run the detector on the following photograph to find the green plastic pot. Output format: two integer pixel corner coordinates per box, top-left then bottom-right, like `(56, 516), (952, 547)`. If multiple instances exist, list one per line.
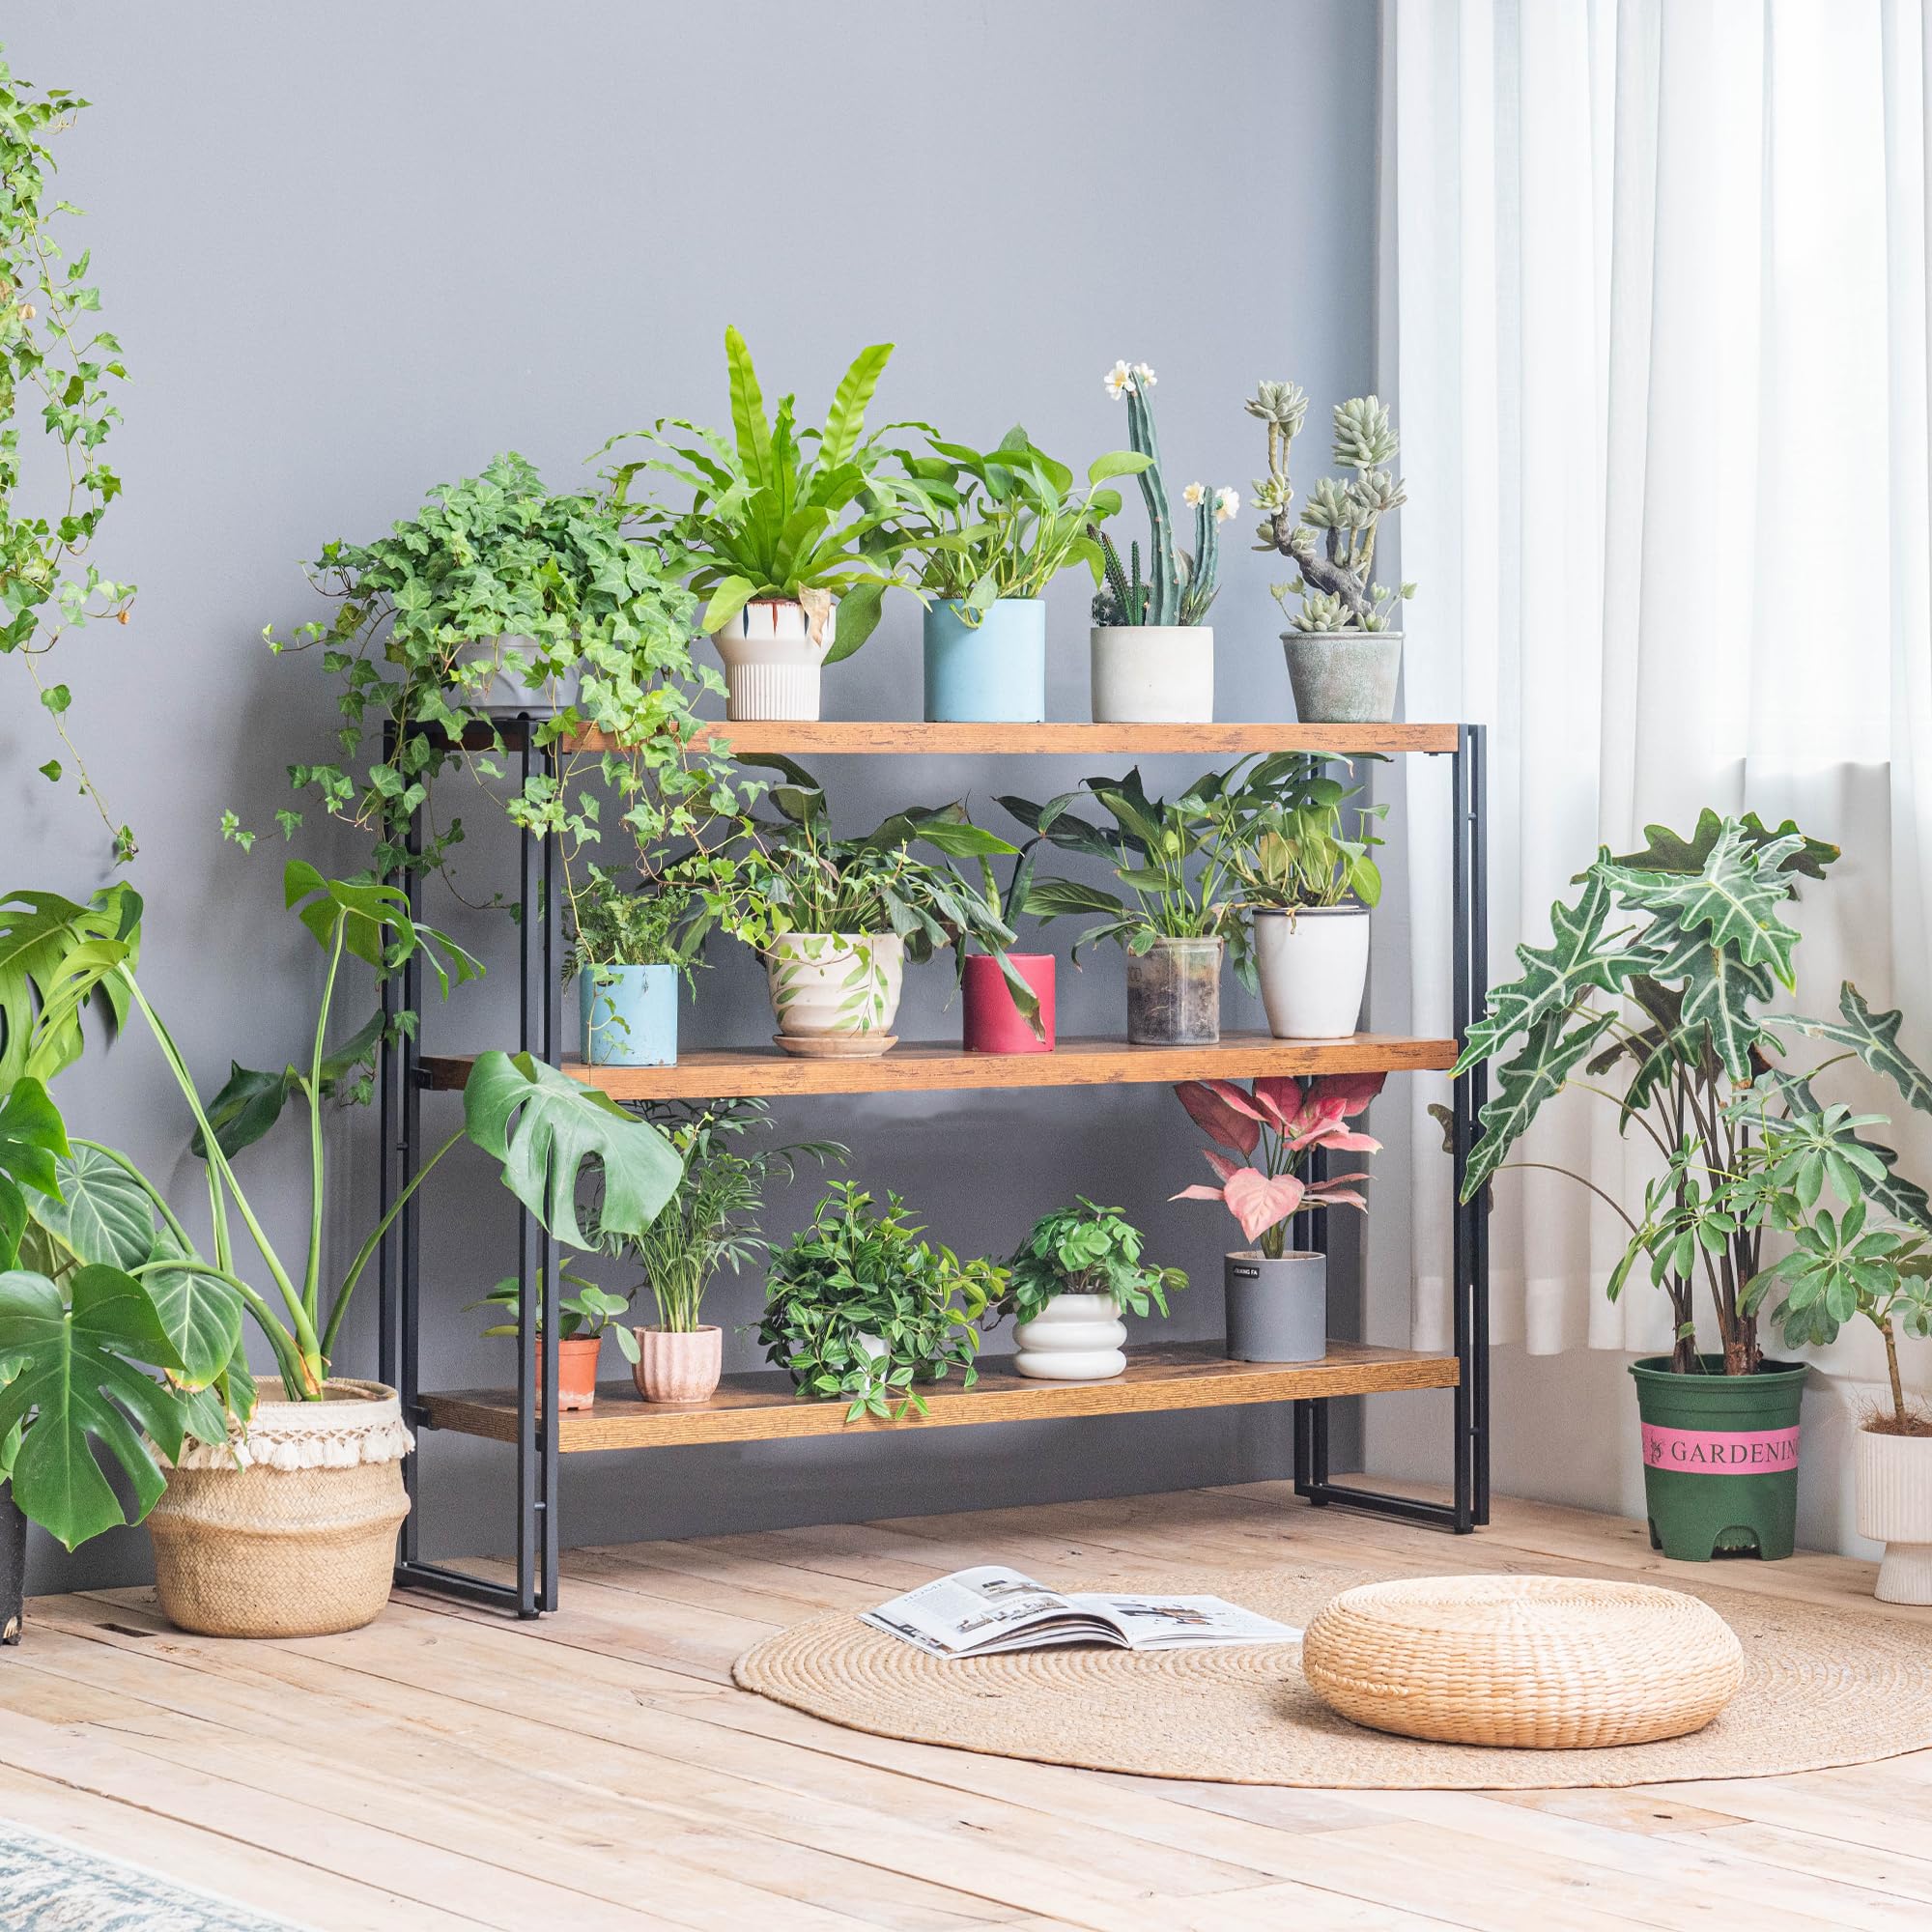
(1630, 1354), (1808, 1561)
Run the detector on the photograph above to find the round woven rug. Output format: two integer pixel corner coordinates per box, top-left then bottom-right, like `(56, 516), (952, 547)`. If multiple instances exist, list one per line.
(731, 1562), (1932, 1789)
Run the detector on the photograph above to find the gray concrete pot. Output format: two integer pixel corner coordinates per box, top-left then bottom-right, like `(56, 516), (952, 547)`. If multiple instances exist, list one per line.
(1283, 631), (1403, 724)
(1, 1487), (25, 1647)
(1224, 1251), (1327, 1363)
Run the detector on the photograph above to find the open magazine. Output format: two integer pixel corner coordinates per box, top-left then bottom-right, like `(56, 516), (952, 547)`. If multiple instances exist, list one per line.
(861, 1565), (1301, 1658)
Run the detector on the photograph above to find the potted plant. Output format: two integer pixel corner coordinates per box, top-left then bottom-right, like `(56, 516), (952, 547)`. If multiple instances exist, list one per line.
(1088, 361), (1236, 723)
(996, 1200), (1186, 1381)
(618, 1099), (845, 1404)
(696, 758), (1039, 1058)
(8, 864), (681, 1635)
(1209, 753), (1386, 1038)
(606, 327), (910, 721)
(1247, 383), (1415, 723)
(1171, 1075), (1381, 1361)
(566, 869), (698, 1069)
(885, 426), (1148, 723)
(960, 827), (1055, 1054)
(759, 1183), (1004, 1422)
(469, 1267), (639, 1410)
(1008, 765), (1241, 1044)
(1456, 810), (1932, 1561)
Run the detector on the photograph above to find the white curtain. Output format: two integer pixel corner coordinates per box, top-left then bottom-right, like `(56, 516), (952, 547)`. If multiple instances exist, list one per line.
(1384, 0), (1932, 1392)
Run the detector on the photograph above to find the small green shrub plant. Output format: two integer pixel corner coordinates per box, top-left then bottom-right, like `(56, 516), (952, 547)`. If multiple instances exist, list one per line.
(999, 1200), (1186, 1325)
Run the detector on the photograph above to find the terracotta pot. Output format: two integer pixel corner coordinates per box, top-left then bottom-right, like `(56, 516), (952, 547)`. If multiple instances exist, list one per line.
(556, 1334), (602, 1411)
(633, 1325), (724, 1404)
(962, 952), (1055, 1054)
(148, 1378), (412, 1639)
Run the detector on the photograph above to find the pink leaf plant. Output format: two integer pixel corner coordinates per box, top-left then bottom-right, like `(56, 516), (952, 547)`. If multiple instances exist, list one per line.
(1170, 1073), (1384, 1258)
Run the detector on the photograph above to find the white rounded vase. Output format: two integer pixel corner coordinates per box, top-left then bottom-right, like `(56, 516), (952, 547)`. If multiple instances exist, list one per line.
(1090, 625), (1213, 723)
(1252, 905), (1371, 1039)
(1012, 1293), (1127, 1381)
(1857, 1424), (1932, 1604)
(765, 932), (904, 1057)
(713, 599), (834, 721)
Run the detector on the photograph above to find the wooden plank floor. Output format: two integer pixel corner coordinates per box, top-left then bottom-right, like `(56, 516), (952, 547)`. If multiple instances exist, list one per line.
(8, 1485), (1932, 1931)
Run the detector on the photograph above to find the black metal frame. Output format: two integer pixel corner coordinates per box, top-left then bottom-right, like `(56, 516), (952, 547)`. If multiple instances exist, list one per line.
(377, 722), (1489, 1614)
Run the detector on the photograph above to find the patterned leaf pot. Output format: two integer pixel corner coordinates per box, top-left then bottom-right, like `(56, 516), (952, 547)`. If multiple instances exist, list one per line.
(713, 599), (834, 721)
(556, 1334), (602, 1411)
(1282, 631), (1403, 724)
(634, 1326), (724, 1405)
(1090, 625), (1214, 723)
(1630, 1355), (1807, 1561)
(1126, 935), (1223, 1044)
(924, 598), (1046, 723)
(1252, 907), (1370, 1039)
(961, 952), (1055, 1054)
(0, 1486), (23, 1647)
(580, 963), (677, 1068)
(148, 1378), (413, 1638)
(1856, 1425), (1932, 1604)
(1012, 1293), (1126, 1381)
(766, 932), (905, 1058)
(1224, 1252), (1327, 1363)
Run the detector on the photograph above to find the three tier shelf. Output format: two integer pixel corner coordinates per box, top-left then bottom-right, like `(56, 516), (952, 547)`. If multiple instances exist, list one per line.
(375, 719), (1490, 1617)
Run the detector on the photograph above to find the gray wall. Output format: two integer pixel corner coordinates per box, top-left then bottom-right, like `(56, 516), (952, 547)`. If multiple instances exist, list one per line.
(12, 0), (1380, 1590)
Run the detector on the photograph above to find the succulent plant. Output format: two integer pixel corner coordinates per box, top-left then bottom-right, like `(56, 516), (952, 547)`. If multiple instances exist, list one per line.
(1249, 383), (1416, 635)
(1089, 361), (1236, 628)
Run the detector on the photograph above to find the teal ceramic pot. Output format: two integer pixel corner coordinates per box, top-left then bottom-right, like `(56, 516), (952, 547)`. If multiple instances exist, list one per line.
(579, 963), (677, 1067)
(923, 598), (1046, 723)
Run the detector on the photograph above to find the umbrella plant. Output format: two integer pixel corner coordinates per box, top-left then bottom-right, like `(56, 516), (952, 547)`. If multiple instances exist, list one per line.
(1171, 1075), (1384, 1256)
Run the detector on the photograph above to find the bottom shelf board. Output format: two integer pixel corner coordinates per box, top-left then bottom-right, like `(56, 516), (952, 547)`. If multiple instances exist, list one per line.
(418, 1340), (1458, 1451)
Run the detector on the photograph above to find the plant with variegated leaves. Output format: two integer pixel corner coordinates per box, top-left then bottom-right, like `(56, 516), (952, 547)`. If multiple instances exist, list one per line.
(1454, 810), (1932, 1377)
(1170, 1074), (1384, 1259)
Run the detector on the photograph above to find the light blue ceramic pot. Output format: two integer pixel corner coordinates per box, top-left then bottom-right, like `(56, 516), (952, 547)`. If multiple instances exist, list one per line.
(923, 598), (1047, 722)
(579, 963), (677, 1067)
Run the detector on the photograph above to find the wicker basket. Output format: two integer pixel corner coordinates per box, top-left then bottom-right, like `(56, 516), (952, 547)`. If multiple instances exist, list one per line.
(1300, 1574), (1744, 1748)
(148, 1378), (412, 1639)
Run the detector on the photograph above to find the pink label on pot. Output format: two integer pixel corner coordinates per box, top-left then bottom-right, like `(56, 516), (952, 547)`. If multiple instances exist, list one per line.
(1640, 1422), (1800, 1473)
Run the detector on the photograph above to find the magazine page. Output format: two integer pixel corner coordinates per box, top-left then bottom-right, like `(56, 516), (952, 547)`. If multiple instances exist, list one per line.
(1064, 1592), (1302, 1650)
(860, 1566), (1098, 1657)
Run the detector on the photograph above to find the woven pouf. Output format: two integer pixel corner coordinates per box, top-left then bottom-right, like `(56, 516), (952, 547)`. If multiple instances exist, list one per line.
(1301, 1574), (1745, 1748)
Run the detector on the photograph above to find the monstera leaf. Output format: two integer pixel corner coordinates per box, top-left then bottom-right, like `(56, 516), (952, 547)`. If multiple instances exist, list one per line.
(0, 883), (142, 1088)
(0, 1264), (186, 1550)
(463, 1051), (680, 1250)
(0, 1077), (67, 1268)
(1598, 822), (1804, 984)
(1462, 1009), (1616, 1202)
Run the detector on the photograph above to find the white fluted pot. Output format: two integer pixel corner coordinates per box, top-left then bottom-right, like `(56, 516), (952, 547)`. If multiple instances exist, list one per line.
(1857, 1425), (1932, 1604)
(713, 599), (835, 720)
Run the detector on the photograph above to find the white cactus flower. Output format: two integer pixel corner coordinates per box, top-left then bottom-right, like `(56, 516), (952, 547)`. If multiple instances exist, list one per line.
(1182, 481), (1206, 506)
(1214, 487), (1241, 523)
(1103, 360), (1134, 400)
(1132, 361), (1157, 388)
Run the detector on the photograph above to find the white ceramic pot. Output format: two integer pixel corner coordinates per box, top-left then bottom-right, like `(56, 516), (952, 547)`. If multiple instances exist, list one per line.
(447, 635), (581, 715)
(1252, 905), (1371, 1039)
(714, 599), (835, 721)
(765, 932), (904, 1057)
(1856, 1425), (1932, 1603)
(1012, 1293), (1127, 1381)
(1090, 625), (1213, 723)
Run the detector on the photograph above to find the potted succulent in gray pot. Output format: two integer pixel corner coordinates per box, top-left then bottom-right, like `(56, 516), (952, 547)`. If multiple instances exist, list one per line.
(1087, 361), (1236, 723)
(1009, 765), (1240, 1044)
(1247, 383), (1415, 723)
(886, 425), (1147, 723)
(1172, 1074), (1382, 1362)
(605, 327), (911, 721)
(1210, 754), (1387, 1039)
(996, 1200), (1186, 1381)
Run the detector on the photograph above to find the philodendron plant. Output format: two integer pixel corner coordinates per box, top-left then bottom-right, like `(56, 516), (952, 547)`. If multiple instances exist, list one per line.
(0, 863), (681, 1548)
(1090, 361), (1236, 627)
(1454, 810), (1932, 1376)
(1247, 382), (1415, 634)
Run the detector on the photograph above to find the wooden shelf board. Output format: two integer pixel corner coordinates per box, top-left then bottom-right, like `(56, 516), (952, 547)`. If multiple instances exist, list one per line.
(600, 721), (1459, 757)
(419, 1340), (1459, 1451)
(418, 1032), (1457, 1099)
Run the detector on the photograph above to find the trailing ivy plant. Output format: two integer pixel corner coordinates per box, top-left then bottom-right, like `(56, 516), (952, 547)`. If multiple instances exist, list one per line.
(1452, 810), (1932, 1376)
(998, 1199), (1186, 1326)
(0, 51), (136, 862)
(759, 1182), (1003, 1421)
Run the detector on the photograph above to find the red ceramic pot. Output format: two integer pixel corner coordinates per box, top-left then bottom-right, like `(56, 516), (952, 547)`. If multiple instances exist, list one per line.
(962, 952), (1056, 1054)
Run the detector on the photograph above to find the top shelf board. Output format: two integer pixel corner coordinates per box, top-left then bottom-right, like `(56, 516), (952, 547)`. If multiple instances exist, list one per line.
(460, 720), (1461, 758)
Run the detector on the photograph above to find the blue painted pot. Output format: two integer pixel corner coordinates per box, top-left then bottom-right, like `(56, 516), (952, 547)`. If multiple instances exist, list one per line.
(579, 963), (677, 1067)
(923, 598), (1047, 723)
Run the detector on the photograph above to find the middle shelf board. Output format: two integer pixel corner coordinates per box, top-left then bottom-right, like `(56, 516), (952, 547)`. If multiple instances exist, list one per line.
(418, 1032), (1458, 1101)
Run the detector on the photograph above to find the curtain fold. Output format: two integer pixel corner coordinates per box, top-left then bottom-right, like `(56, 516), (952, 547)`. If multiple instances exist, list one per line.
(1383, 0), (1932, 1394)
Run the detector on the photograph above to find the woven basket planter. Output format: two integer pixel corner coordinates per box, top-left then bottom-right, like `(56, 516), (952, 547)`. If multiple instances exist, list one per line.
(148, 1378), (412, 1639)
(1300, 1574), (1744, 1748)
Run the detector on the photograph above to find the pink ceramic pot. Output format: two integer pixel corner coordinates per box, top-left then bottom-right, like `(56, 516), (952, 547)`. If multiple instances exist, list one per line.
(634, 1325), (724, 1404)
